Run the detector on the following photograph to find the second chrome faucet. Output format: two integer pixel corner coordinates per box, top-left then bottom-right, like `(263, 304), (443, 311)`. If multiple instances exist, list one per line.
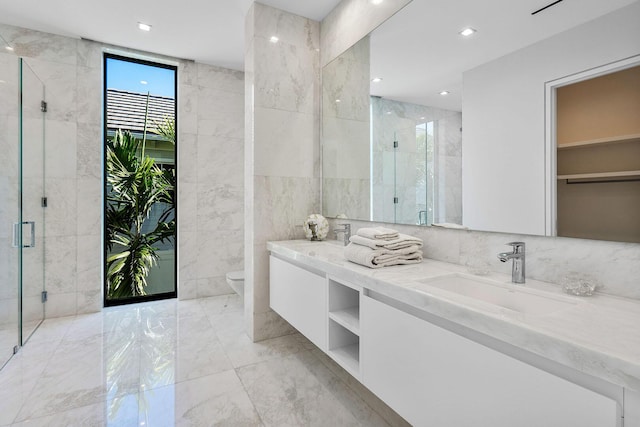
(498, 242), (525, 283)
(333, 223), (351, 246)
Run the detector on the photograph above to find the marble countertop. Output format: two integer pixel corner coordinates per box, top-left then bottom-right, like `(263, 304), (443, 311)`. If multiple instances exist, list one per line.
(267, 239), (640, 392)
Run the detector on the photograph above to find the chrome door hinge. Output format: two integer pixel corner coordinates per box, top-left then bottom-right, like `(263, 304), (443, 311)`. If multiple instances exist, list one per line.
(41, 197), (47, 208)
(393, 197), (399, 204)
(13, 345), (19, 354)
(41, 290), (48, 303)
(41, 100), (47, 113)
(393, 140), (398, 148)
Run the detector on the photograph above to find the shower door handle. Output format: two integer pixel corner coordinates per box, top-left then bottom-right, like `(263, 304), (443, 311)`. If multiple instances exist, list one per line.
(12, 221), (35, 248)
(12, 222), (19, 247)
(24, 221), (35, 248)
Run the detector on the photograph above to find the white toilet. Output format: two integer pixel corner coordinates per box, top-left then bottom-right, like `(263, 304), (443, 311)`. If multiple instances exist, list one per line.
(225, 270), (244, 301)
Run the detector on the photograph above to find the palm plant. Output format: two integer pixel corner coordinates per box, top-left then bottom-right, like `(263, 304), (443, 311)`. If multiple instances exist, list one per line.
(105, 127), (175, 299)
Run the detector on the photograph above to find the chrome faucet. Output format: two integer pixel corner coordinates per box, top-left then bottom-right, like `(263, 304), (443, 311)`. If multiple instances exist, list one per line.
(333, 223), (351, 246)
(497, 242), (525, 284)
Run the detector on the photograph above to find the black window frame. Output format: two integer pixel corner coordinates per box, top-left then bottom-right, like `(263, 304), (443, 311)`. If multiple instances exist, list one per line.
(102, 52), (178, 307)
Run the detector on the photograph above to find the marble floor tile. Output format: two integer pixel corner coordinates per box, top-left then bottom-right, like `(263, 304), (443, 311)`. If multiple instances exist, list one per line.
(0, 295), (404, 426)
(213, 312), (306, 368)
(12, 395), (140, 427)
(199, 293), (244, 315)
(236, 350), (391, 427)
(139, 370), (262, 426)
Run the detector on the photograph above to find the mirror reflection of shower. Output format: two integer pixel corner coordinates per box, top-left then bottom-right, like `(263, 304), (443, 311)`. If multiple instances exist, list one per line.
(416, 121), (435, 225)
(370, 96), (462, 226)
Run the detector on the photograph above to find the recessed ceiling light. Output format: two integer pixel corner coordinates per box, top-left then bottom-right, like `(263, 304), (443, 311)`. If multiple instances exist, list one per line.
(5, 46), (14, 51)
(140, 80), (148, 85)
(335, 99), (341, 103)
(138, 22), (152, 32)
(372, 0), (384, 4)
(420, 116), (425, 120)
(270, 36), (279, 43)
(371, 77), (383, 83)
(439, 90), (450, 96)
(459, 27), (476, 37)
(385, 111), (392, 115)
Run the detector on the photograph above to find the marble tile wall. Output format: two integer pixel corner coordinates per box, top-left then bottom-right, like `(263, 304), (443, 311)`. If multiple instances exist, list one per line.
(371, 97), (462, 225)
(0, 23), (244, 317)
(245, 3), (321, 341)
(320, 0), (412, 68)
(179, 63), (245, 300)
(328, 218), (640, 301)
(322, 36), (370, 219)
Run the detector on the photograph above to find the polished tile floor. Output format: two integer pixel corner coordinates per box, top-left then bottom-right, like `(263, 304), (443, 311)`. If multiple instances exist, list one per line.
(0, 295), (408, 426)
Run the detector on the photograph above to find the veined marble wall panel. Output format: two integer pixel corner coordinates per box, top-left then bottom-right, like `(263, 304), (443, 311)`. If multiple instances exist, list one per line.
(322, 37), (370, 123)
(323, 178), (369, 219)
(320, 0), (411, 67)
(0, 23), (245, 315)
(322, 36), (370, 223)
(182, 62), (245, 300)
(322, 116), (370, 180)
(245, 3), (320, 341)
(253, 107), (317, 178)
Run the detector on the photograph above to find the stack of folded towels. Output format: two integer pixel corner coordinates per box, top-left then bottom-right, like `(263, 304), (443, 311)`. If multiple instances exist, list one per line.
(344, 226), (423, 269)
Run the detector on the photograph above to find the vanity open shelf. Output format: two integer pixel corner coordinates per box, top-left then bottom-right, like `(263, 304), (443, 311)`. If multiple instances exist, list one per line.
(327, 277), (362, 377)
(328, 307), (359, 333)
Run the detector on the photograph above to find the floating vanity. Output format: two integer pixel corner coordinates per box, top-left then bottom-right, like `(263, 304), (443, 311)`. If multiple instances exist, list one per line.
(268, 240), (640, 427)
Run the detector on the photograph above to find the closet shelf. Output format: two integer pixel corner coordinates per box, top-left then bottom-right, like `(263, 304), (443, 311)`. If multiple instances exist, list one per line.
(557, 170), (640, 182)
(557, 133), (640, 149)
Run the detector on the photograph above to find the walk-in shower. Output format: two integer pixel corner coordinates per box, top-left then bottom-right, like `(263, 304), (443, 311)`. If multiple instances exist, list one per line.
(0, 51), (47, 369)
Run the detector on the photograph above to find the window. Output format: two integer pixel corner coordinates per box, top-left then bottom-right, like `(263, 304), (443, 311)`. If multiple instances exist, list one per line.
(103, 54), (177, 306)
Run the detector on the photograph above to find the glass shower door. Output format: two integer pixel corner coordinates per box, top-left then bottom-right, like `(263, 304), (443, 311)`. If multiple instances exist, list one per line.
(0, 53), (20, 369)
(19, 58), (45, 344)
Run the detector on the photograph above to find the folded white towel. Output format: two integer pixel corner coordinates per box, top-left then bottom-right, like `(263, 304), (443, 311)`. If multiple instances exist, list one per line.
(344, 242), (423, 269)
(431, 222), (468, 230)
(350, 233), (423, 251)
(356, 226), (399, 241)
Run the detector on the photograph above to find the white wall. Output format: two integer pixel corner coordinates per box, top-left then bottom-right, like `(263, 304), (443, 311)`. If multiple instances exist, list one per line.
(462, 2), (640, 235)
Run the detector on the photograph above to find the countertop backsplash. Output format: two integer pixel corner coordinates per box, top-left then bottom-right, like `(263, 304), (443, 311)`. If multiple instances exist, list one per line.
(327, 218), (640, 301)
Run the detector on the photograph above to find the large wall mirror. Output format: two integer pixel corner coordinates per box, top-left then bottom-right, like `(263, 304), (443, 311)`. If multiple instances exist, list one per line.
(321, 0), (640, 242)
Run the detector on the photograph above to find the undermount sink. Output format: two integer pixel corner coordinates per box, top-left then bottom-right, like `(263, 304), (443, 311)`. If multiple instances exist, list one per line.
(412, 274), (576, 316)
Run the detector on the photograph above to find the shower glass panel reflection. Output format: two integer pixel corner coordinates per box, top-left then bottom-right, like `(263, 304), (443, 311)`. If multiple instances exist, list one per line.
(370, 96), (462, 226)
(0, 53), (46, 369)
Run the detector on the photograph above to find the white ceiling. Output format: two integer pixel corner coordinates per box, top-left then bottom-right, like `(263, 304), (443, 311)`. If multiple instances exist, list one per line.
(0, 0), (341, 70)
(370, 0), (639, 111)
(1, 0), (636, 109)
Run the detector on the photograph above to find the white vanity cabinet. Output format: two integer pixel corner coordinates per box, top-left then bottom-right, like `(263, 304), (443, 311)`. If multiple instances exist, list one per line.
(360, 295), (620, 427)
(269, 255), (327, 351)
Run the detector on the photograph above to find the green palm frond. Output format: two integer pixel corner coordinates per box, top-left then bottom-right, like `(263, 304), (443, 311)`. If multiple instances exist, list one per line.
(106, 121), (176, 299)
(154, 116), (176, 144)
